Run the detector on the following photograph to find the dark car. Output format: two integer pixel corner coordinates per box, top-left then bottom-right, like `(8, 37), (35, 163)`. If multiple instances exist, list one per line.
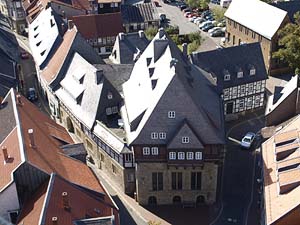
(202, 23), (214, 32)
(180, 5), (187, 10)
(27, 87), (38, 101)
(210, 29), (225, 37)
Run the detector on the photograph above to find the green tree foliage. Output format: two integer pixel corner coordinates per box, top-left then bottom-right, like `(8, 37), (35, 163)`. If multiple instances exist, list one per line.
(273, 12), (300, 73)
(211, 7), (226, 22)
(187, 0), (209, 9)
(145, 27), (159, 40)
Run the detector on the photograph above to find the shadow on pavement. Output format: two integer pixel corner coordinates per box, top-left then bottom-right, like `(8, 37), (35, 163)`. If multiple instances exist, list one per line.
(145, 205), (210, 225)
(112, 195), (138, 225)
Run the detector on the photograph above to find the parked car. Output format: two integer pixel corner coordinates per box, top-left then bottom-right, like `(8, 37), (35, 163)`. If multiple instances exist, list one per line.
(189, 16), (197, 22)
(179, 4), (187, 10)
(240, 132), (256, 149)
(210, 29), (225, 37)
(208, 26), (221, 34)
(194, 17), (205, 24)
(199, 21), (212, 29)
(184, 12), (191, 17)
(27, 87), (38, 102)
(202, 23), (214, 32)
(20, 51), (30, 59)
(183, 8), (191, 13)
(205, 15), (214, 21)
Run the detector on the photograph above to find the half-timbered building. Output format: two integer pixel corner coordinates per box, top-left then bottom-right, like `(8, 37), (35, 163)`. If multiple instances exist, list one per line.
(190, 43), (267, 120)
(121, 29), (225, 205)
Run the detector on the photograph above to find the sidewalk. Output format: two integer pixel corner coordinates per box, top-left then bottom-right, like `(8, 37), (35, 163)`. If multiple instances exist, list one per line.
(89, 163), (171, 225)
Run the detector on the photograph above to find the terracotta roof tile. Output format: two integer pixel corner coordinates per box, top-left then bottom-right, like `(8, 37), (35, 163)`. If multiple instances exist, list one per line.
(262, 115), (300, 224)
(71, 13), (124, 40)
(0, 128), (22, 191)
(40, 27), (77, 84)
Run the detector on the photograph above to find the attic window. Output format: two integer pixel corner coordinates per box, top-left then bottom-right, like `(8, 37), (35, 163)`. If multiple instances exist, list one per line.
(79, 76), (84, 84)
(223, 69), (230, 81)
(50, 19), (55, 28)
(151, 79), (158, 90)
(148, 67), (155, 78)
(250, 68), (256, 76)
(34, 33), (39, 38)
(182, 137), (189, 143)
(36, 41), (42, 47)
(237, 71), (243, 78)
(40, 50), (46, 56)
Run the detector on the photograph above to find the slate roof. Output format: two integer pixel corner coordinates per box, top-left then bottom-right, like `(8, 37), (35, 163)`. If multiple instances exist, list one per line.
(109, 31), (150, 64)
(121, 3), (160, 24)
(190, 43), (268, 92)
(55, 53), (122, 129)
(60, 143), (86, 156)
(0, 51), (17, 98)
(17, 174), (118, 225)
(225, 0), (287, 40)
(271, 1), (300, 23)
(71, 13), (124, 39)
(122, 29), (225, 145)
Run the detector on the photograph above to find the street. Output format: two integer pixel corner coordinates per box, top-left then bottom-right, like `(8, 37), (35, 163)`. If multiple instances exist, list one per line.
(211, 110), (265, 225)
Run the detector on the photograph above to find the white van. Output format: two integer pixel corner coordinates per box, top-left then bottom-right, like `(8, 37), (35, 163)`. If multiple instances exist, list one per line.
(220, 0), (231, 8)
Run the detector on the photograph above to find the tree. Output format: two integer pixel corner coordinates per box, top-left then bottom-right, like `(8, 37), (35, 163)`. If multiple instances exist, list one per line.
(199, 0), (210, 10)
(187, 0), (209, 9)
(211, 7), (226, 23)
(145, 27), (158, 40)
(273, 12), (300, 73)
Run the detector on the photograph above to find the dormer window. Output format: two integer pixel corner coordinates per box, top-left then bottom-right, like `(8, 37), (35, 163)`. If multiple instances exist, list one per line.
(250, 68), (256, 76)
(159, 132), (166, 139)
(151, 132), (158, 139)
(182, 137), (189, 143)
(168, 111), (175, 118)
(107, 92), (113, 99)
(237, 71), (243, 78)
(223, 69), (230, 81)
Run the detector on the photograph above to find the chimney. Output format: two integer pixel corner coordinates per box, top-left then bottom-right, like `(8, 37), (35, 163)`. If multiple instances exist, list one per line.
(16, 94), (23, 106)
(52, 217), (58, 225)
(138, 30), (144, 38)
(182, 43), (187, 58)
(2, 146), (8, 164)
(62, 192), (70, 209)
(95, 69), (103, 84)
(28, 129), (36, 148)
(67, 20), (74, 30)
(158, 28), (164, 39)
(119, 32), (125, 41)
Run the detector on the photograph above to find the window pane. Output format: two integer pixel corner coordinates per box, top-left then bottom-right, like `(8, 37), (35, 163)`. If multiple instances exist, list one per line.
(191, 172), (196, 190)
(158, 172), (163, 190)
(171, 172), (176, 190)
(152, 173), (157, 191)
(196, 172), (202, 190)
(178, 172), (182, 190)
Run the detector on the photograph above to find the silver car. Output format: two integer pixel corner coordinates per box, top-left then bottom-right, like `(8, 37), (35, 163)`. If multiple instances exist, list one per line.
(240, 132), (256, 149)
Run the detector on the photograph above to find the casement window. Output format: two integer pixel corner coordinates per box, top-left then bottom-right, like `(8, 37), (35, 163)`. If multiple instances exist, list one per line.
(142, 147), (150, 155)
(187, 152), (194, 160)
(152, 172), (163, 191)
(191, 172), (201, 190)
(168, 111), (175, 118)
(195, 152), (202, 160)
(237, 71), (243, 78)
(224, 74), (230, 81)
(178, 152), (185, 160)
(159, 132), (166, 139)
(151, 147), (159, 155)
(182, 137), (189, 143)
(172, 172), (182, 190)
(250, 68), (256, 76)
(169, 152), (176, 160)
(151, 132), (158, 139)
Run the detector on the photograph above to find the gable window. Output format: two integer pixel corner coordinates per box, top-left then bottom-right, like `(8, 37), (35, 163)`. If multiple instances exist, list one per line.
(237, 71), (243, 78)
(168, 111), (175, 118)
(187, 152), (194, 160)
(143, 147), (150, 155)
(195, 152), (202, 160)
(169, 152), (176, 160)
(151, 132), (158, 139)
(107, 92), (113, 99)
(250, 68), (256, 76)
(182, 137), (189, 143)
(151, 147), (159, 155)
(178, 152), (185, 160)
(159, 132), (166, 139)
(224, 74), (230, 81)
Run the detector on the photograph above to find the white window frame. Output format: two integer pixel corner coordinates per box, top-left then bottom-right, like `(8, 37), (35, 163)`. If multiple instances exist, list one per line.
(224, 74), (230, 81)
(151, 132), (158, 139)
(187, 152), (194, 160)
(169, 152), (176, 160)
(195, 152), (202, 160)
(143, 147), (150, 155)
(112, 106), (118, 114)
(178, 152), (185, 160)
(151, 147), (159, 155)
(250, 68), (256, 76)
(106, 107), (112, 115)
(159, 132), (166, 139)
(182, 137), (189, 143)
(237, 71), (243, 78)
(99, 3), (103, 8)
(168, 111), (175, 118)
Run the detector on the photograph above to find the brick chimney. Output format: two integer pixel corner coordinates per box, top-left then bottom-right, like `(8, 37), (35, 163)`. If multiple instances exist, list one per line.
(62, 192), (70, 209)
(52, 217), (58, 225)
(68, 20), (74, 30)
(2, 146), (8, 164)
(28, 129), (36, 148)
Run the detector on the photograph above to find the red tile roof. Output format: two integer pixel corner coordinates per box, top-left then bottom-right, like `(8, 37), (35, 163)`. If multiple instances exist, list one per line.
(71, 13), (124, 39)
